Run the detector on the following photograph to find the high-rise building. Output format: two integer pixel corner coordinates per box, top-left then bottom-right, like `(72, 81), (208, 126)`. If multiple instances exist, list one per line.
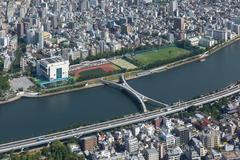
(208, 29), (228, 42)
(192, 138), (207, 157)
(99, 40), (105, 53)
(17, 21), (25, 38)
(201, 129), (220, 149)
(37, 26), (44, 50)
(79, 0), (89, 12)
(170, 0), (178, 16)
(121, 24), (132, 35)
(167, 147), (183, 160)
(100, 0), (106, 10)
(174, 17), (185, 31)
(53, 0), (61, 12)
(175, 126), (191, 145)
(26, 28), (36, 44)
(159, 143), (166, 160)
(125, 137), (139, 154)
(90, 0), (98, 7)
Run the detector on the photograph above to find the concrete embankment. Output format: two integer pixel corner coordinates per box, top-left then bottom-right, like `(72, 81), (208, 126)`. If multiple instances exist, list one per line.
(0, 37), (239, 105)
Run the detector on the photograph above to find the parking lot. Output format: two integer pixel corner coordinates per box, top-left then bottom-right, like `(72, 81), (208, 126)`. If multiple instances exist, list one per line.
(9, 76), (35, 92)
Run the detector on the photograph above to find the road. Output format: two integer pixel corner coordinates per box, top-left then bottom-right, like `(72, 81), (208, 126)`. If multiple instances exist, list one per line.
(0, 83), (239, 154)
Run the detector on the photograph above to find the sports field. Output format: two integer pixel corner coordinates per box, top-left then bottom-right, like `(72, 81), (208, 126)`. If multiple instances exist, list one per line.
(70, 63), (120, 78)
(110, 58), (137, 70)
(132, 47), (191, 66)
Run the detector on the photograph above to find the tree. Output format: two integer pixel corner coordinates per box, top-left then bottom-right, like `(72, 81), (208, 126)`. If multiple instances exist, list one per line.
(10, 39), (26, 73)
(0, 57), (4, 72)
(0, 74), (10, 96)
(168, 50), (172, 57)
(49, 141), (69, 160)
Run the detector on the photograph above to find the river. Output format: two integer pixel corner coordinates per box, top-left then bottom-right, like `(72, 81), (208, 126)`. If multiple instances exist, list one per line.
(1, 40), (240, 143)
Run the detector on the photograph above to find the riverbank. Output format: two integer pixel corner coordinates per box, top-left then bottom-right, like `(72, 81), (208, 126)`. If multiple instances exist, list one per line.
(0, 95), (21, 105)
(1, 36), (240, 104)
(2, 37), (240, 144)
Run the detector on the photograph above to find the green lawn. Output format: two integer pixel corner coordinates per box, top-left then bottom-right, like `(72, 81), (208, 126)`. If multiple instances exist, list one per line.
(79, 68), (107, 78)
(133, 47), (191, 66)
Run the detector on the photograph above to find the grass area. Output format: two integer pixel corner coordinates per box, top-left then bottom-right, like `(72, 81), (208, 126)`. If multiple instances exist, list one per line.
(133, 47), (191, 66)
(77, 68), (124, 81)
(110, 58), (137, 70)
(80, 68), (107, 77)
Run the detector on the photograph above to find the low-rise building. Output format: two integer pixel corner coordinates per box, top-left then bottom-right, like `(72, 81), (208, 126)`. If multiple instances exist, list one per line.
(80, 135), (97, 151)
(199, 36), (215, 48)
(144, 148), (159, 160)
(37, 56), (69, 81)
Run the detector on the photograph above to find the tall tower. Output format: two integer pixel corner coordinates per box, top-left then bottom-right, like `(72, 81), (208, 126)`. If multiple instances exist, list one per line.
(170, 0), (178, 16)
(17, 21), (25, 38)
(38, 26), (44, 50)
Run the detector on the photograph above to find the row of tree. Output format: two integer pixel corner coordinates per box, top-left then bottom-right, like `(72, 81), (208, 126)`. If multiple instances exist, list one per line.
(0, 57), (10, 97)
(8, 141), (84, 160)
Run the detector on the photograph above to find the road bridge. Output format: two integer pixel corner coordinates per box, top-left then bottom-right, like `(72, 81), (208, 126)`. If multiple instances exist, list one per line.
(101, 79), (147, 112)
(119, 74), (169, 107)
(1, 82), (240, 154)
(102, 74), (169, 112)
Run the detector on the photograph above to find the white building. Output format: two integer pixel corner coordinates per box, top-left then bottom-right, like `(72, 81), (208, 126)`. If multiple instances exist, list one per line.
(37, 56), (69, 81)
(0, 36), (9, 48)
(192, 138), (207, 157)
(167, 146), (183, 160)
(188, 37), (199, 46)
(38, 26), (44, 50)
(125, 137), (139, 154)
(199, 36), (215, 48)
(161, 130), (176, 147)
(144, 148), (159, 160)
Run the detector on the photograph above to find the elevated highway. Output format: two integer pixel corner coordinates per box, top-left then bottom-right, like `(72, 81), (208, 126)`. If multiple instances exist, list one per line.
(0, 81), (240, 154)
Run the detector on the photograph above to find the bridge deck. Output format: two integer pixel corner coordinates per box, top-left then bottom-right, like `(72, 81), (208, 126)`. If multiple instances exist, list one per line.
(1, 77), (240, 154)
(120, 74), (169, 107)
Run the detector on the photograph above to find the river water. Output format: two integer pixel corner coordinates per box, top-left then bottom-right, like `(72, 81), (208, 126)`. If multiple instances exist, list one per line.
(1, 41), (240, 142)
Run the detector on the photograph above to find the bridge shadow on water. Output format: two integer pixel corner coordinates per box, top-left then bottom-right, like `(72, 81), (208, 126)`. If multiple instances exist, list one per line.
(105, 86), (165, 112)
(120, 89), (143, 112)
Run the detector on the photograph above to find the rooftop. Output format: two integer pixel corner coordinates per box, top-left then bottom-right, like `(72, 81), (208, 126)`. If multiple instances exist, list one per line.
(40, 56), (65, 65)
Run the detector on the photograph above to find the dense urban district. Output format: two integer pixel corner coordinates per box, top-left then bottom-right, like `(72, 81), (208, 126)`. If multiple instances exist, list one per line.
(1, 0), (240, 159)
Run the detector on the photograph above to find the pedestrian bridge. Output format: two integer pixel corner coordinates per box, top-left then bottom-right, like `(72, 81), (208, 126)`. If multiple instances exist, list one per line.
(101, 74), (169, 112)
